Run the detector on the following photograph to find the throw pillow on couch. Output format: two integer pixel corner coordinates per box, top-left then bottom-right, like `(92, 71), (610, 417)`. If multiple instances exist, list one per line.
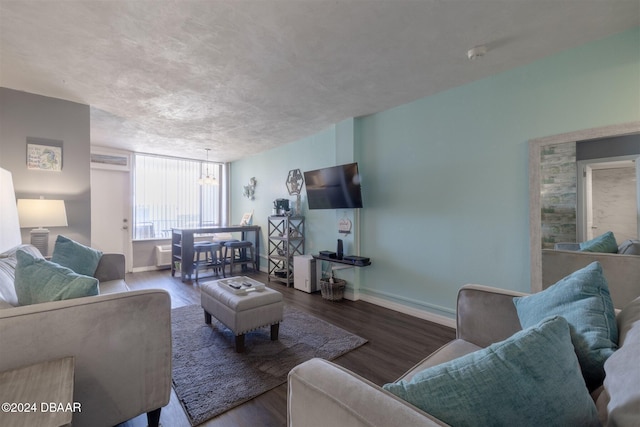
(383, 316), (600, 427)
(14, 249), (98, 306)
(12, 236), (103, 306)
(50, 235), (103, 276)
(579, 231), (618, 253)
(513, 261), (618, 390)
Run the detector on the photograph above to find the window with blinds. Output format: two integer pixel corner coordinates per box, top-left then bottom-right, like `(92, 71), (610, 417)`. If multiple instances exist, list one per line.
(133, 154), (223, 240)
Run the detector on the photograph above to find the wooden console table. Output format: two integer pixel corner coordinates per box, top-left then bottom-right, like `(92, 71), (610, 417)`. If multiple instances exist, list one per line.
(171, 226), (261, 281)
(0, 356), (75, 427)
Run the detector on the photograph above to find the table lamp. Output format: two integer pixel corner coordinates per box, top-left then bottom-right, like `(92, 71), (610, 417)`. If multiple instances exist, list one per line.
(0, 168), (22, 254)
(17, 198), (68, 257)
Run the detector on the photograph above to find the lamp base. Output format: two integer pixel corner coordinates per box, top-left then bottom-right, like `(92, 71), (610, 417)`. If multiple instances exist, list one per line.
(30, 228), (50, 257)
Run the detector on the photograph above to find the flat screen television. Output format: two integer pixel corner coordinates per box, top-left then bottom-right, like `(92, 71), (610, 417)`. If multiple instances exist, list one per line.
(303, 162), (363, 209)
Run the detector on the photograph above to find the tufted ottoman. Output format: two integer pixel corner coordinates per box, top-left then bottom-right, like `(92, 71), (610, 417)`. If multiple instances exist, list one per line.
(201, 277), (284, 352)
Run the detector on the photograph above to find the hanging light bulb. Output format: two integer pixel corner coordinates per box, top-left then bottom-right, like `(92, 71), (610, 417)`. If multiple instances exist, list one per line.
(198, 148), (218, 186)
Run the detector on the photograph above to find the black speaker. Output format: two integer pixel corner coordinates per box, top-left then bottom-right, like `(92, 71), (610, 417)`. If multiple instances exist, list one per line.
(337, 239), (343, 260)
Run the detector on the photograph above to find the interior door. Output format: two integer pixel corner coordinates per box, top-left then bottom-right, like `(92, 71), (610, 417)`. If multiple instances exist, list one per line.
(578, 156), (639, 242)
(90, 167), (132, 272)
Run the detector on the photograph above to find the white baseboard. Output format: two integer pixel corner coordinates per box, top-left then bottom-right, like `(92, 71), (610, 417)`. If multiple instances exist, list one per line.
(346, 289), (456, 329)
(131, 265), (168, 273)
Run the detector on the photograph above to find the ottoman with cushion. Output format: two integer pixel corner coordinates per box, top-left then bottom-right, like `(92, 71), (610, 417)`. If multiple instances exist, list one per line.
(201, 277), (284, 352)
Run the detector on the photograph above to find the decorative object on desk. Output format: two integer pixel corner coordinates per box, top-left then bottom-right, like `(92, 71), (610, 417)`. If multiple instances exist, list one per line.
(243, 177), (256, 200)
(273, 198), (290, 215)
(0, 168), (22, 253)
(198, 148), (218, 186)
(338, 216), (352, 234)
(343, 255), (371, 266)
(171, 304), (366, 426)
(16, 198), (68, 257)
(26, 138), (63, 171)
(286, 169), (304, 215)
(320, 276), (346, 301)
(240, 210), (253, 226)
(319, 250), (337, 259)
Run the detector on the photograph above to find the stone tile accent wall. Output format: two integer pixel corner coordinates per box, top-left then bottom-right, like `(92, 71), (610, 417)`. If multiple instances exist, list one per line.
(540, 142), (577, 249)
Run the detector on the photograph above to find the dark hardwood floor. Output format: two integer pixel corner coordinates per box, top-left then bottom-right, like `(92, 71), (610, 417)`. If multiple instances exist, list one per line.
(118, 269), (456, 427)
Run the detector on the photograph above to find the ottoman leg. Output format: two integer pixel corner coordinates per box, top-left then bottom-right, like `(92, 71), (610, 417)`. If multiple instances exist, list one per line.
(271, 323), (280, 341)
(235, 334), (245, 353)
(204, 311), (212, 324)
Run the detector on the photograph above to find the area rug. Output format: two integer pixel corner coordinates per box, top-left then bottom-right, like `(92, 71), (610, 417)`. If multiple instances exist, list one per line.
(171, 304), (367, 426)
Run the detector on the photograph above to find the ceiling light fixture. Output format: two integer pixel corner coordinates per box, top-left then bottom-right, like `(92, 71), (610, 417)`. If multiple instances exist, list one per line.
(198, 148), (218, 186)
(467, 45), (487, 60)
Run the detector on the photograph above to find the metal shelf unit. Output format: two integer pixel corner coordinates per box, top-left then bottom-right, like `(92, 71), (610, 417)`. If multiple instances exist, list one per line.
(267, 216), (305, 286)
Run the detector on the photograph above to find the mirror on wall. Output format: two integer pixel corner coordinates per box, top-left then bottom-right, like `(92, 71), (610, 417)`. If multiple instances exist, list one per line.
(529, 121), (640, 293)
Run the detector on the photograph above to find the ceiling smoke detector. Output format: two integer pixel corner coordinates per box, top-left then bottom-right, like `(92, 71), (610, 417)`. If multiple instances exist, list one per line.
(467, 45), (487, 60)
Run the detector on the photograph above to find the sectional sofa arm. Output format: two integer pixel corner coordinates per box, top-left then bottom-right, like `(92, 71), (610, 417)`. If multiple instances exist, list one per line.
(0, 289), (172, 427)
(287, 358), (449, 427)
(94, 253), (125, 282)
(456, 284), (526, 348)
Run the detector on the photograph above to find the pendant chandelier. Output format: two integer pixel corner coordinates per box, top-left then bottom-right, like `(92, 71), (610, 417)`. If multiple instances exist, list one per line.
(198, 148), (218, 186)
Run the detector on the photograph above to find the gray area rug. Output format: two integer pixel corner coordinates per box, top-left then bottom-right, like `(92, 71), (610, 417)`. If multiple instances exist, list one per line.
(171, 304), (367, 426)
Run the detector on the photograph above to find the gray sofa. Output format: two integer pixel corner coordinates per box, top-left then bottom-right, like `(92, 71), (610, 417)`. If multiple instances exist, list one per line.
(288, 284), (640, 426)
(0, 244), (172, 427)
(542, 248), (640, 309)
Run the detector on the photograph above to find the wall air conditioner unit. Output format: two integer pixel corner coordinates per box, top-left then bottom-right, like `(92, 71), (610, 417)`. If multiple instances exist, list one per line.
(155, 245), (172, 268)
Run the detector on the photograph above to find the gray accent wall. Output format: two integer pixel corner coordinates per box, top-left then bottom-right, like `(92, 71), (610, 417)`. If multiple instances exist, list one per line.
(0, 88), (91, 254)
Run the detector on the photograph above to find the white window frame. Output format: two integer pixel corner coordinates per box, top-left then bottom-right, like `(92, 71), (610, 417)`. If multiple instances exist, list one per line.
(132, 153), (226, 240)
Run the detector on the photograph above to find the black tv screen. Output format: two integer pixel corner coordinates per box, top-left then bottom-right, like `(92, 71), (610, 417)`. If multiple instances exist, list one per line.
(304, 163), (363, 209)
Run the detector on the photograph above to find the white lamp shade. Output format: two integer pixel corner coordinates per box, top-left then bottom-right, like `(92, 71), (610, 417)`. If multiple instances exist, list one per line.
(0, 168), (22, 253)
(17, 199), (68, 228)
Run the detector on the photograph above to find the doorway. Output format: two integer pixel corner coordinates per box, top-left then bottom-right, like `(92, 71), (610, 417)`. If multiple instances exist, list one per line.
(90, 167), (132, 272)
(577, 155), (639, 243)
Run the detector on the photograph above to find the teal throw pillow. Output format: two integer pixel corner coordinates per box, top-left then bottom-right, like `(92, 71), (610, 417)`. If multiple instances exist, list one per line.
(580, 231), (618, 253)
(383, 316), (599, 427)
(15, 249), (99, 306)
(51, 235), (102, 276)
(513, 261), (617, 390)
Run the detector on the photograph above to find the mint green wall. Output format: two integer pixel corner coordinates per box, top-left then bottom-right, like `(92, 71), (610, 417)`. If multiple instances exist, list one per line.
(233, 27), (640, 319)
(231, 126), (338, 263)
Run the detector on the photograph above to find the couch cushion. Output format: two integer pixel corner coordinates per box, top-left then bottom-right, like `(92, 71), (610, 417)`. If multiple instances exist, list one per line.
(0, 245), (44, 306)
(617, 239), (640, 255)
(0, 256), (18, 306)
(98, 279), (130, 294)
(513, 261), (617, 390)
(596, 297), (640, 426)
(383, 316), (599, 427)
(51, 235), (103, 277)
(399, 339), (481, 382)
(580, 231), (618, 253)
(14, 249), (99, 306)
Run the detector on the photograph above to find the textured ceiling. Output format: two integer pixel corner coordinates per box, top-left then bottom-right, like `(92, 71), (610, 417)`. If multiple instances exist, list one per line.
(1, 1), (638, 162)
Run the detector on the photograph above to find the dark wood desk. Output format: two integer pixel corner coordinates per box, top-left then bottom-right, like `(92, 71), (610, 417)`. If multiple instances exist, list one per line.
(171, 226), (261, 281)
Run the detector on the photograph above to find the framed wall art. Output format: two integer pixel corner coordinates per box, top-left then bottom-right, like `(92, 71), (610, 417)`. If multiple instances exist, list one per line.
(26, 138), (63, 171)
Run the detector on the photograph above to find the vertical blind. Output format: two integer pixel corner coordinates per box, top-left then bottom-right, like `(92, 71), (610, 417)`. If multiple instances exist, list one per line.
(133, 154), (221, 239)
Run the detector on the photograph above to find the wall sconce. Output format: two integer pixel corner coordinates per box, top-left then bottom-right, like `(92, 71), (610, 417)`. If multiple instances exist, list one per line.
(17, 198), (68, 256)
(243, 177), (257, 200)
